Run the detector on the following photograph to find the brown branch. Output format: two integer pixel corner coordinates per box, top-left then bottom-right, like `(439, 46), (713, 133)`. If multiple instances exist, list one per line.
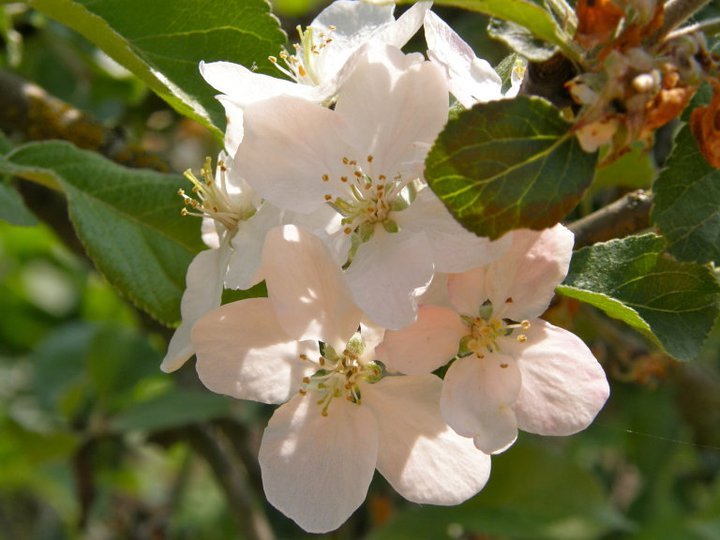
(185, 424), (275, 540)
(568, 189), (653, 249)
(0, 69), (168, 171)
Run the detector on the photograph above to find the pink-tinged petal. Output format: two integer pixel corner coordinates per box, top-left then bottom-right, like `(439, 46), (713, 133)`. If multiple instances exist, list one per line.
(346, 228), (434, 329)
(447, 224), (574, 320)
(161, 249), (226, 373)
(258, 394), (378, 534)
(378, 305), (466, 375)
(398, 188), (511, 273)
(192, 298), (317, 404)
(225, 203), (285, 290)
(441, 354), (521, 454)
(235, 95), (352, 214)
(424, 11), (503, 108)
(490, 225), (574, 321)
(263, 225), (361, 348)
(364, 375), (491, 505)
(416, 272), (452, 307)
(334, 44), (448, 178)
(447, 266), (490, 316)
(507, 320), (610, 436)
(199, 61), (322, 104)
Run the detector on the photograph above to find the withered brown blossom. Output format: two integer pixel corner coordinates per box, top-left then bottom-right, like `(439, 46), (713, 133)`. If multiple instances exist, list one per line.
(691, 82), (720, 168)
(566, 0), (713, 162)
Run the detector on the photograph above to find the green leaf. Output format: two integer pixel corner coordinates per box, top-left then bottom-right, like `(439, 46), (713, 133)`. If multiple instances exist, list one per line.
(370, 442), (628, 540)
(27, 0), (286, 135)
(488, 18), (558, 62)
(426, 96), (597, 240)
(0, 181), (37, 226)
(557, 234), (720, 361)
(652, 124), (720, 265)
(431, 0), (578, 61)
(0, 141), (203, 325)
(109, 389), (232, 432)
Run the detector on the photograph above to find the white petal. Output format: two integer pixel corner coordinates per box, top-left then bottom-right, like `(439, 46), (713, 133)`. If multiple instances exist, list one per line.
(235, 95), (352, 214)
(263, 225), (361, 348)
(216, 97), (244, 158)
(192, 298), (317, 404)
(364, 375), (491, 505)
(372, 2), (432, 48)
(424, 11), (503, 108)
(310, 0), (395, 81)
(334, 43), (448, 178)
(161, 249), (226, 373)
(447, 224), (574, 320)
(506, 320), (610, 436)
(259, 394), (378, 534)
(346, 228), (434, 329)
(493, 225), (574, 321)
(441, 354), (520, 454)
(225, 202), (284, 290)
(377, 305), (466, 375)
(398, 188), (511, 273)
(199, 60), (322, 104)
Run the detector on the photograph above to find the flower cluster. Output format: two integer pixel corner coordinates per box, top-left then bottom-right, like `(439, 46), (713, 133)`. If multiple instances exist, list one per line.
(162, 1), (610, 533)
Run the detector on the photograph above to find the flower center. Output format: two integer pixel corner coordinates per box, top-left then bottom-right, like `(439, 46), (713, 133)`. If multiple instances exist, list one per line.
(323, 154), (413, 245)
(269, 25), (336, 87)
(298, 332), (383, 416)
(459, 303), (530, 359)
(178, 156), (256, 232)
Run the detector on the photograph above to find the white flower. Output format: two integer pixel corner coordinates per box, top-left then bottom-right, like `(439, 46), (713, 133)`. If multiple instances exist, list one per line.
(378, 225), (610, 454)
(161, 155), (280, 372)
(424, 10), (524, 108)
(191, 225), (492, 533)
(161, 155), (341, 372)
(200, 1), (431, 155)
(234, 43), (509, 329)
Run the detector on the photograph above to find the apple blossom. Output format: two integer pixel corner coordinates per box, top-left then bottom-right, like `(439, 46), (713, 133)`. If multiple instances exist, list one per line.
(424, 10), (524, 108)
(378, 224), (610, 454)
(200, 1), (431, 155)
(191, 225), (492, 533)
(161, 155), (340, 372)
(161, 155), (279, 372)
(234, 43), (509, 329)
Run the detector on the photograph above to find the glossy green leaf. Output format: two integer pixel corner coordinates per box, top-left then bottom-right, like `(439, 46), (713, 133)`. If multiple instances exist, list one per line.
(0, 141), (203, 325)
(28, 0), (286, 134)
(488, 18), (557, 61)
(431, 0), (578, 60)
(557, 234), (720, 361)
(370, 442), (628, 540)
(426, 96), (597, 240)
(652, 124), (720, 265)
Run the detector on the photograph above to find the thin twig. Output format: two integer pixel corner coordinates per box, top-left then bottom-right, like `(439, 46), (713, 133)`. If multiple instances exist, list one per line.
(666, 15), (720, 40)
(660, 0), (711, 37)
(568, 190), (653, 248)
